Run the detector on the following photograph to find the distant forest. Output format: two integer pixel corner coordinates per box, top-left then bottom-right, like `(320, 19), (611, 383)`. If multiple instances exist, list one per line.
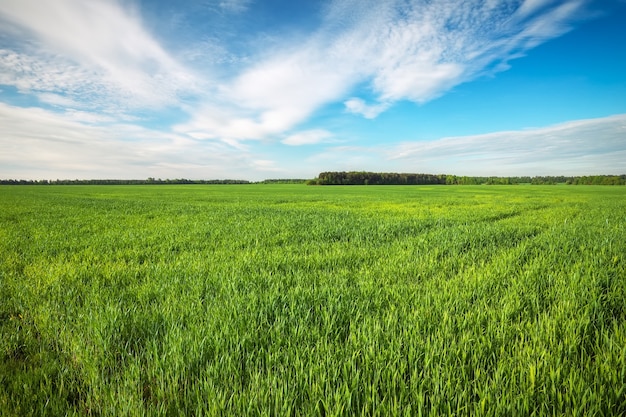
(1, 174), (625, 186)
(308, 172), (626, 185)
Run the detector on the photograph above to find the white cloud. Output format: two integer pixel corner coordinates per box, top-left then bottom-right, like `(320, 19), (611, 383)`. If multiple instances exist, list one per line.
(172, 104), (277, 144)
(36, 92), (80, 108)
(515, 0), (557, 20)
(0, 48), (102, 100)
(225, 48), (355, 130)
(0, 0), (200, 112)
(387, 114), (626, 175)
(344, 98), (390, 119)
(282, 129), (333, 146)
(334, 0), (586, 104)
(174, 40), (356, 143)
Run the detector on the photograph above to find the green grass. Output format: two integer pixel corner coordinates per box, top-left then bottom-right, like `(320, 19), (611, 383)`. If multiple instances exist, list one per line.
(1, 184), (625, 416)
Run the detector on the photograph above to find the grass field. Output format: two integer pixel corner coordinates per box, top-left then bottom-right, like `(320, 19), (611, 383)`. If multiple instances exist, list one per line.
(1, 184), (625, 416)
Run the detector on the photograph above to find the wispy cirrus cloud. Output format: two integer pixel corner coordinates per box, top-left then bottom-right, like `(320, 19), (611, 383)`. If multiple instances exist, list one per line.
(0, 0), (200, 113)
(330, 0), (587, 104)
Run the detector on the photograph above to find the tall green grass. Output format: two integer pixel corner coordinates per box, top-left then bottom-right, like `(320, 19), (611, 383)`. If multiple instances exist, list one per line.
(1, 185), (625, 416)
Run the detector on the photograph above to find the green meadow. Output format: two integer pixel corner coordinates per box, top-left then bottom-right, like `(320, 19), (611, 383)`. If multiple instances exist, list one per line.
(1, 184), (625, 416)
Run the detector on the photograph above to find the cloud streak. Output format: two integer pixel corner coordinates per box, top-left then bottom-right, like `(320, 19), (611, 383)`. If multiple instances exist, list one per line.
(385, 114), (626, 175)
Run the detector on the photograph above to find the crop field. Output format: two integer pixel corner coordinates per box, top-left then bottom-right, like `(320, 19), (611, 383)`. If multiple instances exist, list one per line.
(1, 184), (625, 416)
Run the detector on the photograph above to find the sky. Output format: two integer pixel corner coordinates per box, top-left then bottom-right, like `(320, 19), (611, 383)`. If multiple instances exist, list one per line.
(0, 0), (625, 181)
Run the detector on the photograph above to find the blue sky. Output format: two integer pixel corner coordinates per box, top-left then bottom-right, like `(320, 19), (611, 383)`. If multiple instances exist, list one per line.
(1, 0), (625, 180)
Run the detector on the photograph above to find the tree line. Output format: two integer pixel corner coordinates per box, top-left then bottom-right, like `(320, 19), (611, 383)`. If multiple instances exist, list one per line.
(307, 172), (626, 185)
